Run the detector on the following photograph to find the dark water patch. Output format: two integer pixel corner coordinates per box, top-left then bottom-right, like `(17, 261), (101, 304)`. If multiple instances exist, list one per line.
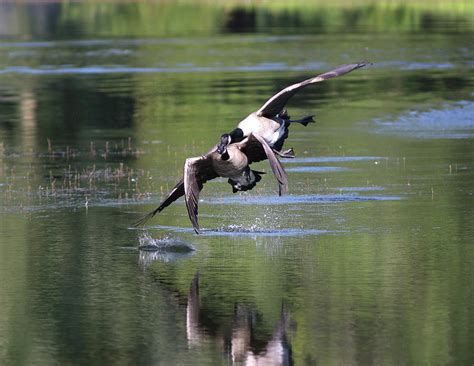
(206, 194), (402, 206)
(374, 101), (474, 139)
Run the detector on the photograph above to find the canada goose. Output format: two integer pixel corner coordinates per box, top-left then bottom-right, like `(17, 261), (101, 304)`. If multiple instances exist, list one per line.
(135, 133), (287, 233)
(217, 62), (369, 155)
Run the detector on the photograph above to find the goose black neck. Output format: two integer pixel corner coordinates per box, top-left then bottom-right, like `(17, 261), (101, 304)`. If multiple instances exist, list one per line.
(221, 150), (230, 161)
(229, 128), (244, 143)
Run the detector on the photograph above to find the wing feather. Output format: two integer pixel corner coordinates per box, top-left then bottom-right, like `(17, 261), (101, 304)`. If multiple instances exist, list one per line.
(133, 179), (185, 227)
(257, 62), (369, 118)
(184, 155), (217, 234)
(237, 136), (267, 164)
(238, 134), (288, 196)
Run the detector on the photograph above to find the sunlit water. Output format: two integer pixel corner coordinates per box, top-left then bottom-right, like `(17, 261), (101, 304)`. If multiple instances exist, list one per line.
(1, 2), (473, 365)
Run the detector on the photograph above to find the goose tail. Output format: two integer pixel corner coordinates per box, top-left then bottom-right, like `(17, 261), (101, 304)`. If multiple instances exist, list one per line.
(228, 170), (266, 193)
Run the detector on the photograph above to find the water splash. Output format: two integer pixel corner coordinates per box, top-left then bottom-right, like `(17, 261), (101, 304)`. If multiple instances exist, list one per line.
(137, 232), (195, 266)
(138, 232), (195, 253)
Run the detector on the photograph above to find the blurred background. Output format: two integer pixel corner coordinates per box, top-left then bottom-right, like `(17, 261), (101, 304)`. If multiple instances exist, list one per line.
(0, 1), (473, 365)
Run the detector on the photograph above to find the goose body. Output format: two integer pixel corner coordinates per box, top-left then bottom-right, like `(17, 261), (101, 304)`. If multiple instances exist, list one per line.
(237, 112), (284, 145)
(217, 62), (369, 155)
(211, 144), (248, 178)
(135, 133), (287, 233)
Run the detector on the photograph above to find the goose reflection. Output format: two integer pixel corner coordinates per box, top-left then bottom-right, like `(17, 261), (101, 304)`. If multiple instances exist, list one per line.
(186, 273), (292, 365)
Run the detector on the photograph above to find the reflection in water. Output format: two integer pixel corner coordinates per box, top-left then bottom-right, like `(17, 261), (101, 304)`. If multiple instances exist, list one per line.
(138, 249), (195, 267)
(186, 273), (201, 347)
(185, 273), (292, 365)
(20, 91), (37, 151)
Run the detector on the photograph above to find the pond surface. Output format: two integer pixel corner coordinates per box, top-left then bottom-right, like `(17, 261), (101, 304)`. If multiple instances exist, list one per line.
(0, 2), (473, 365)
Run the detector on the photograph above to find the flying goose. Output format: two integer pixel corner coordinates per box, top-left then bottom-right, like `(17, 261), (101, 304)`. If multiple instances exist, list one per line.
(135, 133), (287, 233)
(217, 62), (369, 156)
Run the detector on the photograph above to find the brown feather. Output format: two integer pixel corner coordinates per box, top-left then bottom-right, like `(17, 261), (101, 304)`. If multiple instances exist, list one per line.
(257, 62), (369, 118)
(184, 156), (216, 234)
(237, 133), (288, 196)
(133, 179), (185, 227)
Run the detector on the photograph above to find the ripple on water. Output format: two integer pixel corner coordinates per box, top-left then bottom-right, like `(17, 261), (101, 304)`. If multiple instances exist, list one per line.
(285, 166), (349, 173)
(374, 101), (474, 139)
(0, 36), (309, 49)
(283, 156), (383, 173)
(0, 64), (337, 75)
(205, 194), (401, 206)
(146, 224), (332, 237)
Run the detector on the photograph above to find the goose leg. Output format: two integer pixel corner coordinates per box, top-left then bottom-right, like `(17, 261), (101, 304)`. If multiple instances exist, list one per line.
(273, 148), (295, 158)
(288, 115), (315, 126)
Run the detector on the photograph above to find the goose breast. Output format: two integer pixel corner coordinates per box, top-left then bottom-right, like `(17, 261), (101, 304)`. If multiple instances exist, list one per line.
(211, 146), (248, 178)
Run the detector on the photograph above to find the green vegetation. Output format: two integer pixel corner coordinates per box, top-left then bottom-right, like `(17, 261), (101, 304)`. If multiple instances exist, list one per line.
(59, 1), (474, 36)
(3, 0), (473, 40)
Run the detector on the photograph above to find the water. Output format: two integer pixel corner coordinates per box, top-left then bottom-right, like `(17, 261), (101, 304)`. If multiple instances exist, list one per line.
(1, 2), (473, 365)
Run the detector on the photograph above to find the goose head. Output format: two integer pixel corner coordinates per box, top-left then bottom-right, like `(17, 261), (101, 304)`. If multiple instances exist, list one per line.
(217, 134), (231, 154)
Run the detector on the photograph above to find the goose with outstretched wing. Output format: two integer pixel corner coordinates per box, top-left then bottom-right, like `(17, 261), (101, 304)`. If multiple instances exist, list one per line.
(216, 62), (369, 155)
(134, 133), (287, 233)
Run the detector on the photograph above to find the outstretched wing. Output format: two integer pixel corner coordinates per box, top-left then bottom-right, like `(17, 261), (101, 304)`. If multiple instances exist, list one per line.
(133, 178), (185, 227)
(256, 62), (369, 118)
(184, 155), (217, 234)
(134, 149), (218, 229)
(237, 133), (288, 196)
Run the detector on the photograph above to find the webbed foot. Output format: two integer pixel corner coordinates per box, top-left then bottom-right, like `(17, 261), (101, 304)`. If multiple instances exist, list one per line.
(273, 148), (295, 158)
